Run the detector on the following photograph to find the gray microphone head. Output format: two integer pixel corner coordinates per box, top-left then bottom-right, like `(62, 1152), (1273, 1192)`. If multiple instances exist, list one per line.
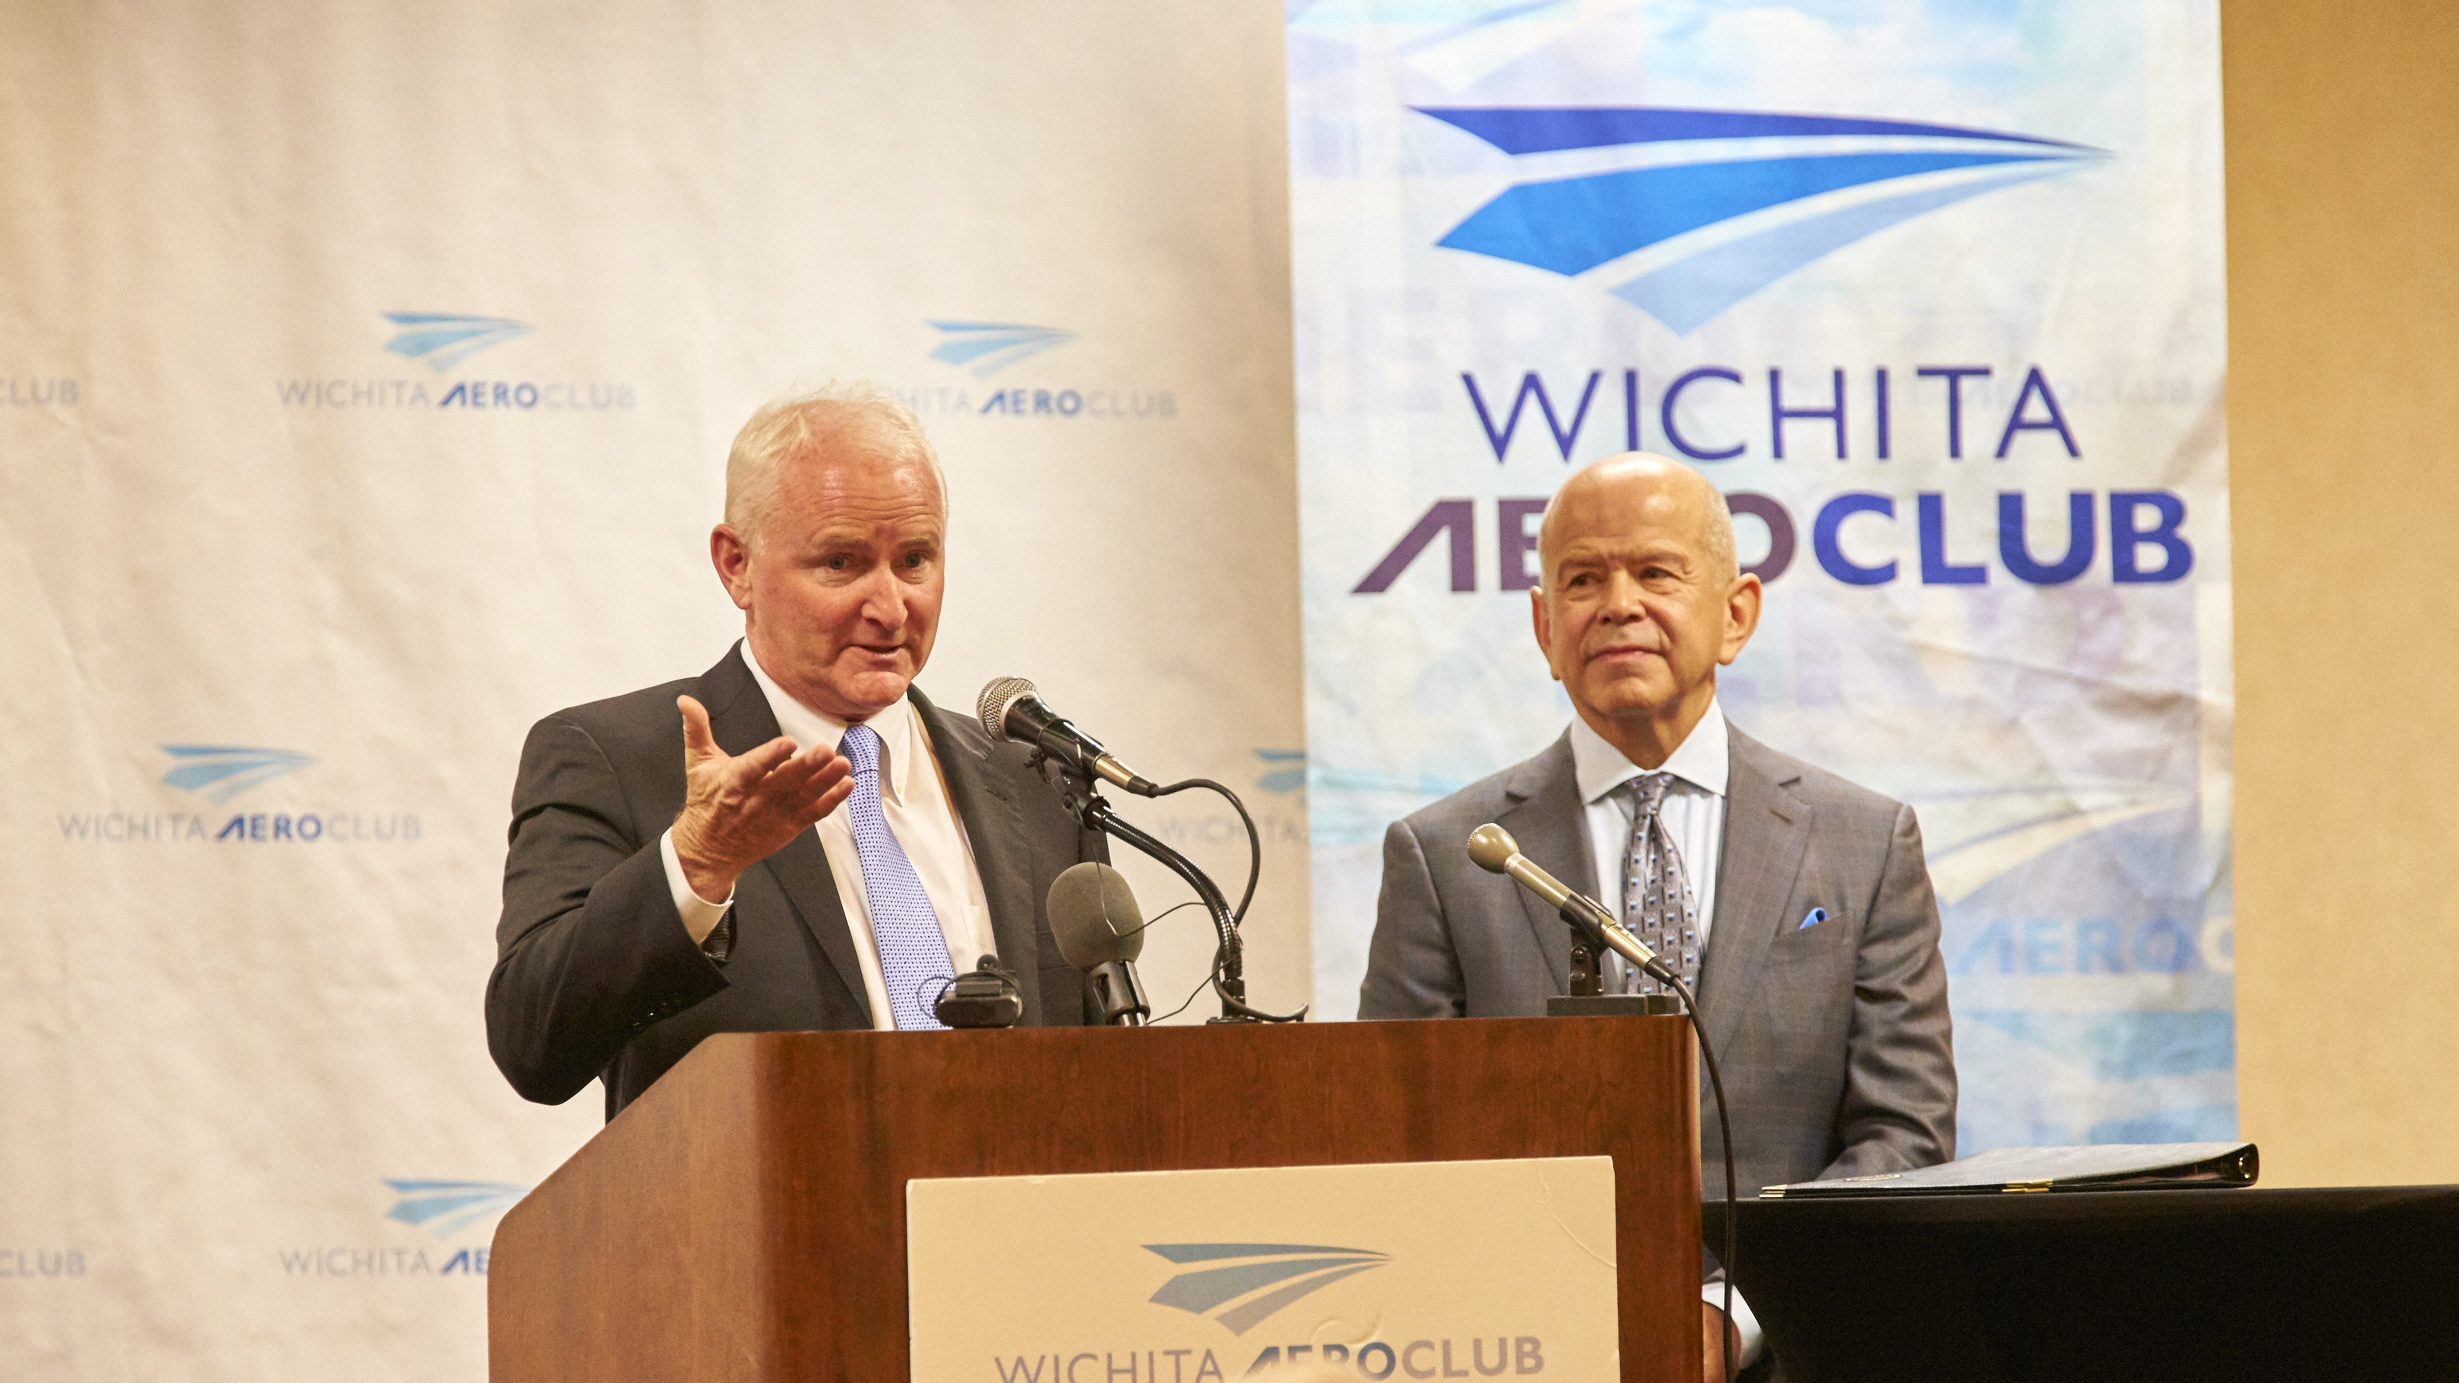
(977, 676), (1037, 739)
(1046, 861), (1145, 968)
(1467, 823), (1520, 874)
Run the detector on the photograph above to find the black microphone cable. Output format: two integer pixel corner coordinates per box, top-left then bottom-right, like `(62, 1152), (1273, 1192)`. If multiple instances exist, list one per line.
(1659, 972), (1738, 1383)
(1589, 944), (1738, 1382)
(1148, 776), (1261, 926)
(1472, 826), (1738, 1381)
(1148, 777), (1302, 1021)
(1593, 944), (1736, 1383)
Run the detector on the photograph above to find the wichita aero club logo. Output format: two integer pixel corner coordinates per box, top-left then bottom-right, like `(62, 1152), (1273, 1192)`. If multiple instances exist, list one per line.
(56, 742), (419, 845)
(1145, 1243), (1391, 1335)
(384, 1179), (527, 1239)
(275, 1180), (522, 1279)
(1420, 105), (2107, 333)
(906, 319), (1173, 420)
(381, 312), (532, 371)
(157, 744), (315, 804)
(928, 320), (1078, 378)
(276, 312), (630, 410)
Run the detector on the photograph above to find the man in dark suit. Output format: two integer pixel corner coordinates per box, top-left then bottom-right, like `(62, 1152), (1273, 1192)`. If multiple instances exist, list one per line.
(1359, 453), (1955, 1378)
(487, 384), (1102, 1119)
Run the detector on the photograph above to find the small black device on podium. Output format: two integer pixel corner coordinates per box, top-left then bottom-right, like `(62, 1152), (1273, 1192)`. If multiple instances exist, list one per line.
(933, 955), (1024, 1029)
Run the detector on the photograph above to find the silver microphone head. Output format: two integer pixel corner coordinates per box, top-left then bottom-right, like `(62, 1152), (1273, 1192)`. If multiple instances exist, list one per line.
(977, 676), (1037, 739)
(1467, 823), (1520, 874)
(1045, 861), (1146, 967)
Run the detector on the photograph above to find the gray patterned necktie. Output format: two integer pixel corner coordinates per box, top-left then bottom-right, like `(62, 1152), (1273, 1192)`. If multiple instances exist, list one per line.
(839, 723), (954, 1030)
(1616, 773), (1702, 996)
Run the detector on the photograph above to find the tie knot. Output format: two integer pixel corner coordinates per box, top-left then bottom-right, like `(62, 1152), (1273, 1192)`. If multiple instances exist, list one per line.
(1620, 772), (1673, 815)
(839, 722), (884, 782)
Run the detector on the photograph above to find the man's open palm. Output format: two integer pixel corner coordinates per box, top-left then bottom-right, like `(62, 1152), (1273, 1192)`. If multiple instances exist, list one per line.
(669, 694), (853, 900)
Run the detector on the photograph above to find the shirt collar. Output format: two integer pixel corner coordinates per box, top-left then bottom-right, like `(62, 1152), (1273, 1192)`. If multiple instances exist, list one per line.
(739, 639), (918, 804)
(1568, 698), (1730, 807)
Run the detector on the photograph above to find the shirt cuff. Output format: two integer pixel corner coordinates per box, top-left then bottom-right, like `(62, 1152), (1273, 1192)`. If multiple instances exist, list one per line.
(1701, 1278), (1767, 1367)
(660, 827), (735, 947)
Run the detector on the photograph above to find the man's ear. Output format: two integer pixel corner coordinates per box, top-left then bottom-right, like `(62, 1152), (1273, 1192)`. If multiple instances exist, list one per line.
(711, 525), (755, 612)
(1530, 586), (1563, 681)
(1719, 573), (1763, 665)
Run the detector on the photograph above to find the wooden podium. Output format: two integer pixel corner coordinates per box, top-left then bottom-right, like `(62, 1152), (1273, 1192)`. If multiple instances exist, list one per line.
(489, 1017), (1702, 1382)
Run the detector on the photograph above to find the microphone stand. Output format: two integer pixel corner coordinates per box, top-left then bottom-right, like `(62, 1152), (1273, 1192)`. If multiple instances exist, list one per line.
(1035, 757), (1276, 1024)
(1568, 933), (1602, 998)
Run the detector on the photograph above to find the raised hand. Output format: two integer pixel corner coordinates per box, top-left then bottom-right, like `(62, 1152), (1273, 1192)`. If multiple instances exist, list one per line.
(669, 694), (854, 900)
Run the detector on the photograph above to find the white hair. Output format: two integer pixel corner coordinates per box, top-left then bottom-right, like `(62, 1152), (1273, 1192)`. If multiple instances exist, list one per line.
(1697, 484), (1738, 582)
(723, 381), (944, 546)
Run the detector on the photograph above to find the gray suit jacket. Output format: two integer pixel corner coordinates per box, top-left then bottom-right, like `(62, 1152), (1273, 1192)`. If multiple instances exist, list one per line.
(1359, 722), (1955, 1197)
(486, 645), (1105, 1119)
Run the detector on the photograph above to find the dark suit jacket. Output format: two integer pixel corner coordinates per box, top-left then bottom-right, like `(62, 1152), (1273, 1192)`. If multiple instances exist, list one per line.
(486, 645), (1105, 1119)
(1359, 722), (1956, 1198)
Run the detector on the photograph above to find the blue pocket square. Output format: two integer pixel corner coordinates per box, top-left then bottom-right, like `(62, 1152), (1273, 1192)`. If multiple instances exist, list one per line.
(1799, 907), (1829, 930)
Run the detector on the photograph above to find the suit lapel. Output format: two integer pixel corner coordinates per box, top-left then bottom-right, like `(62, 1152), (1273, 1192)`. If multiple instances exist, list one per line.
(911, 688), (1045, 1023)
(700, 648), (871, 1024)
(1496, 734), (1593, 995)
(1698, 726), (1812, 1058)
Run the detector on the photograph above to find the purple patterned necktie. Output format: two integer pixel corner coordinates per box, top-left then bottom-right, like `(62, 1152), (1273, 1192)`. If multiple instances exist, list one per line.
(837, 723), (953, 1030)
(1616, 773), (1702, 997)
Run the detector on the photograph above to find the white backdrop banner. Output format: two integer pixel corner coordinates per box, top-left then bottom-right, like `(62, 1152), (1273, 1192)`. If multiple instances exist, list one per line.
(0, 3), (1301, 1378)
(1288, 2), (2234, 1154)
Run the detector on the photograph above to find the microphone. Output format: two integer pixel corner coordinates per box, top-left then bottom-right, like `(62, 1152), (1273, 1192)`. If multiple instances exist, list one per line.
(1472, 825), (1739, 1383)
(977, 677), (1159, 796)
(1045, 861), (1152, 1026)
(1466, 823), (1679, 986)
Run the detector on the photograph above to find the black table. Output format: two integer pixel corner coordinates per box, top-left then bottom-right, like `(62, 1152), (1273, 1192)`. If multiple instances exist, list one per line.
(1705, 1184), (2459, 1382)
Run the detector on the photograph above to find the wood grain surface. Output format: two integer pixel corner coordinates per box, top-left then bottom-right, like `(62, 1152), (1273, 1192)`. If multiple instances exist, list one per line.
(490, 1017), (1700, 1382)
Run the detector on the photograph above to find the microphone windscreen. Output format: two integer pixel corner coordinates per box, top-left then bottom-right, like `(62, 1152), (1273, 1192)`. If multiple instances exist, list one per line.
(977, 676), (1036, 739)
(1046, 861), (1146, 968)
(1467, 823), (1520, 874)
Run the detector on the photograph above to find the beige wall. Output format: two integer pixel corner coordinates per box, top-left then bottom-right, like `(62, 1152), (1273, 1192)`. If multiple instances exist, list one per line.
(2227, 0), (2459, 1186)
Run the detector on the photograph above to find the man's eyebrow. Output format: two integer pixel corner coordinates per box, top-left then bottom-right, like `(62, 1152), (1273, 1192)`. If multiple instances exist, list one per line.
(804, 530), (875, 552)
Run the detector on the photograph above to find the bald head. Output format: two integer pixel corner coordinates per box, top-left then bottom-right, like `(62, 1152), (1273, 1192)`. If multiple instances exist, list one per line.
(1529, 452), (1761, 768)
(1537, 453), (1738, 585)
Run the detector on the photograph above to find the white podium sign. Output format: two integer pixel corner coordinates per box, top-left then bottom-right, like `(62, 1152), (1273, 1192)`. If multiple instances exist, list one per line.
(907, 1157), (1618, 1383)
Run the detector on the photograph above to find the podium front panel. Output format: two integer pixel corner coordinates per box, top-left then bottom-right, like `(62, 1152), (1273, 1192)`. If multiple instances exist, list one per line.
(489, 1017), (1701, 1383)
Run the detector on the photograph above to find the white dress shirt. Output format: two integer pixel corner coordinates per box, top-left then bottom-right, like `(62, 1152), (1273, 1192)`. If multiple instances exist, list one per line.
(1565, 698), (1765, 1363)
(1570, 696), (1730, 960)
(658, 642), (997, 1030)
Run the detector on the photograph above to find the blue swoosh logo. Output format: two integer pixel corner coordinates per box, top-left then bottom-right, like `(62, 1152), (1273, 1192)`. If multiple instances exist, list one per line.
(1418, 105), (2107, 332)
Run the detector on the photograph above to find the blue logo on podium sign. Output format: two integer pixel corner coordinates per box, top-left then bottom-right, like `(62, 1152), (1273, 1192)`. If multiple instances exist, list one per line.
(1145, 1243), (1391, 1335)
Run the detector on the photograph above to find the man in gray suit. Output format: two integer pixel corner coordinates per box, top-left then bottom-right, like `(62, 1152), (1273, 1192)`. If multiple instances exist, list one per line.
(487, 384), (1103, 1119)
(1360, 453), (1955, 1377)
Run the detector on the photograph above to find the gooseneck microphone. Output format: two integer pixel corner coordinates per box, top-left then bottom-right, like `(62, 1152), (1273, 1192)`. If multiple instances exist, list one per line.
(983, 674), (1301, 1025)
(1466, 823), (1679, 985)
(1469, 821), (1741, 1383)
(1045, 862), (1152, 1026)
(977, 677), (1160, 797)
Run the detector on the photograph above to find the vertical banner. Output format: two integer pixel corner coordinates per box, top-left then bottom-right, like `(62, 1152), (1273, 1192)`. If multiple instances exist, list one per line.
(1290, 2), (2231, 1152)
